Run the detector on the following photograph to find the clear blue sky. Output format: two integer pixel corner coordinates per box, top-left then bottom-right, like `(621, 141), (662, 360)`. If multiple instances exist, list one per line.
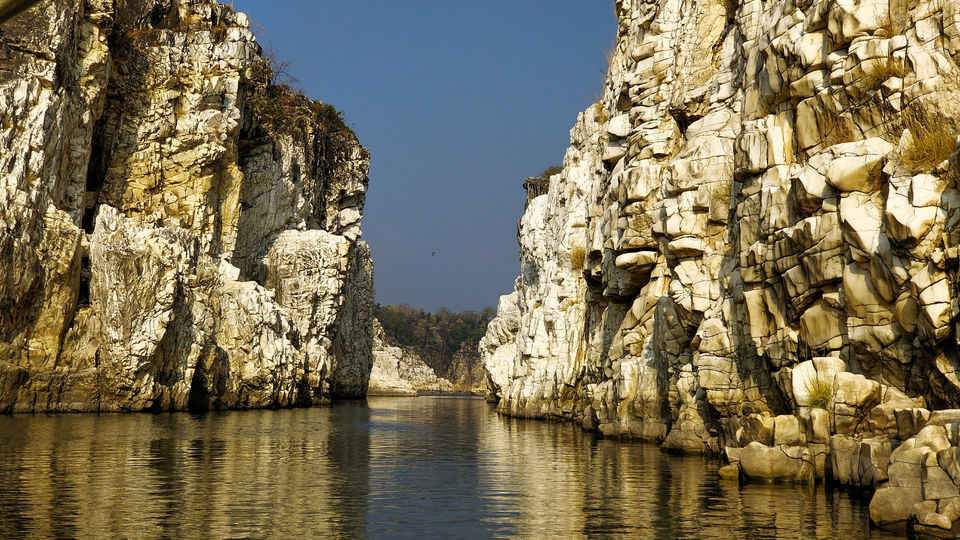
(240, 1), (617, 312)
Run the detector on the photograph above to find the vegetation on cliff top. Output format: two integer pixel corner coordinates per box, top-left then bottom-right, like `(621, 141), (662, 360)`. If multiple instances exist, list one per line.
(375, 304), (495, 385)
(247, 54), (353, 142)
(376, 304), (494, 354)
(523, 165), (561, 205)
(533, 165), (563, 181)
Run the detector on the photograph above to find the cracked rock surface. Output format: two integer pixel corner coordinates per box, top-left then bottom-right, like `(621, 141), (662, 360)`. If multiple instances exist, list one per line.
(482, 0), (960, 530)
(368, 320), (454, 396)
(0, 0), (373, 412)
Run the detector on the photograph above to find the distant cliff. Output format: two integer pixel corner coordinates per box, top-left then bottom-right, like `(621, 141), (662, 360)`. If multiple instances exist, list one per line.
(375, 304), (492, 393)
(368, 320), (453, 396)
(483, 0), (960, 533)
(0, 0), (373, 412)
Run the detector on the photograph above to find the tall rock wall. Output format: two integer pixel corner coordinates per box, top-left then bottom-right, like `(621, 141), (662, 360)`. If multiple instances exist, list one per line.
(483, 0), (960, 531)
(0, 0), (373, 412)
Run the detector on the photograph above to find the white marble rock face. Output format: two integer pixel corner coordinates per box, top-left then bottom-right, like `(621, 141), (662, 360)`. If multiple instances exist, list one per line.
(368, 320), (455, 396)
(0, 0), (373, 412)
(481, 0), (960, 529)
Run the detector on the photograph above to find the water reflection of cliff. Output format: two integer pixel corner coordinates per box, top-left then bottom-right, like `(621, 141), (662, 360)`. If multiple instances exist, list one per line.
(0, 407), (371, 538)
(0, 398), (903, 538)
(476, 413), (897, 539)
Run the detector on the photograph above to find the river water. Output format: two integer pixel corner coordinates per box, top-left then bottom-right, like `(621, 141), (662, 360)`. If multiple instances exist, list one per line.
(0, 396), (898, 539)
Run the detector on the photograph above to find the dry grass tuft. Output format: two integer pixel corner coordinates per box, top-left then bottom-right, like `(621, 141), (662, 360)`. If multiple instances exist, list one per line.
(877, 69), (960, 174)
(898, 100), (960, 173)
(818, 107), (858, 148)
(875, 6), (894, 37)
(858, 59), (905, 91)
(593, 101), (610, 124)
(246, 55), (352, 143)
(570, 246), (586, 270)
(804, 376), (835, 411)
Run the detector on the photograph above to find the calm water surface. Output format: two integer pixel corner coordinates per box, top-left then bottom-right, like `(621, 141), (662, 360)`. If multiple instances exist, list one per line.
(0, 396), (897, 539)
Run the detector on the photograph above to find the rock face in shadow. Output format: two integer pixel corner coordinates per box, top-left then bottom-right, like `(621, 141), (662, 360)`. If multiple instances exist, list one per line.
(0, 0), (373, 412)
(481, 0), (960, 530)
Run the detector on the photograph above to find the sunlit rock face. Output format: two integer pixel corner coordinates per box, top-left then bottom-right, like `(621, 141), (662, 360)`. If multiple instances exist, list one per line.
(0, 0), (372, 412)
(368, 320), (454, 396)
(482, 0), (960, 528)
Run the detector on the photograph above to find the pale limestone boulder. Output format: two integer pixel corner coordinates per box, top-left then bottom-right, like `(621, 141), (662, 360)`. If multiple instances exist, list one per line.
(897, 408), (933, 440)
(858, 437), (892, 486)
(930, 410), (960, 427)
(917, 511), (953, 531)
(925, 453), (960, 499)
(791, 357), (845, 407)
(821, 139), (893, 191)
(830, 435), (861, 484)
(213, 280), (303, 408)
(913, 425), (952, 453)
(740, 442), (813, 481)
(796, 31), (833, 68)
(796, 163), (834, 201)
(871, 486), (924, 526)
(810, 408), (831, 442)
(827, 0), (893, 45)
(885, 191), (939, 244)
(734, 414), (776, 446)
(840, 193), (886, 254)
(774, 415), (806, 446)
(603, 141), (627, 163)
(262, 231), (374, 399)
(608, 115), (631, 138)
(912, 174), (947, 207)
(667, 237), (706, 257)
(835, 371), (882, 407)
(90, 206), (186, 365)
(940, 497), (960, 522)
(478, 291), (521, 400)
(614, 251), (658, 270)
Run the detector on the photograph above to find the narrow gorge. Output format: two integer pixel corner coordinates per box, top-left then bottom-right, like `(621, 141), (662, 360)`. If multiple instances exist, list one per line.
(8, 0), (960, 537)
(481, 0), (960, 534)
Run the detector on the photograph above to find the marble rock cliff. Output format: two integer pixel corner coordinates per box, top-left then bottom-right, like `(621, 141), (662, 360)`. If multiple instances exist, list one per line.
(0, 0), (373, 412)
(483, 0), (960, 532)
(368, 320), (454, 396)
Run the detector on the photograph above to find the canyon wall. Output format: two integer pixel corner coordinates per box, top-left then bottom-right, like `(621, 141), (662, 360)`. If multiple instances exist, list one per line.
(0, 0), (373, 412)
(483, 0), (960, 532)
(368, 319), (454, 396)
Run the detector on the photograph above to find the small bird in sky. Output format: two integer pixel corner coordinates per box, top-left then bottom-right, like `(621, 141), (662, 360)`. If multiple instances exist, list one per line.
(432, 251), (438, 257)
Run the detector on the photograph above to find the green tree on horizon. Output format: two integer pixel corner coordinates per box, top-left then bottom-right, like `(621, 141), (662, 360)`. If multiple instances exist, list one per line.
(374, 304), (496, 382)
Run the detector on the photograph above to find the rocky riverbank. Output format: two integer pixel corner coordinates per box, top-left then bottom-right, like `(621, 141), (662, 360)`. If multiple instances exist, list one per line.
(482, 0), (960, 533)
(0, 0), (373, 412)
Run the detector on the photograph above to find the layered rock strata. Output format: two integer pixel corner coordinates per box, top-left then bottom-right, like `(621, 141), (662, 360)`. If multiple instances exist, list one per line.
(368, 320), (454, 396)
(483, 0), (960, 532)
(0, 0), (373, 412)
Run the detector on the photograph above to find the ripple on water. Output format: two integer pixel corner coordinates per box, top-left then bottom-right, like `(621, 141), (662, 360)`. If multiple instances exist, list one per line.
(0, 397), (898, 539)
